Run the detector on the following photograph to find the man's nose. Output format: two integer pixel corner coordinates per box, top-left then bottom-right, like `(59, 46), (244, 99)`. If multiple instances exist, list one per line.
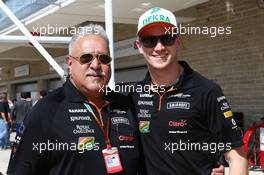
(154, 40), (165, 51)
(89, 56), (101, 69)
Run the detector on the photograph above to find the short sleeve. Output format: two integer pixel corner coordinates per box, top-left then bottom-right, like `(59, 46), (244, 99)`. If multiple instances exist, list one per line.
(205, 84), (243, 150)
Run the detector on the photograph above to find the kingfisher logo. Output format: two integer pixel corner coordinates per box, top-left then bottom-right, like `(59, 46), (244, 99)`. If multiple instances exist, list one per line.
(169, 120), (187, 127)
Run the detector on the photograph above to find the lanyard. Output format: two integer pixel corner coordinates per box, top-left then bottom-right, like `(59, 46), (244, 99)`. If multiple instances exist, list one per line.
(83, 103), (111, 148)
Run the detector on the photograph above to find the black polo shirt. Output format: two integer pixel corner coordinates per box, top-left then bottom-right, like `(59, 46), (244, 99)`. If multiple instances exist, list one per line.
(0, 100), (10, 121)
(131, 61), (243, 175)
(8, 79), (140, 175)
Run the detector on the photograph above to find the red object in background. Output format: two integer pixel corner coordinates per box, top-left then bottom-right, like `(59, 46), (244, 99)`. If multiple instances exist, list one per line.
(243, 121), (264, 170)
(28, 32), (41, 46)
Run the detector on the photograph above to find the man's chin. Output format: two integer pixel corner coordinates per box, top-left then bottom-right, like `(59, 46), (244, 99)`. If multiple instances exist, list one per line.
(148, 63), (170, 70)
(87, 82), (107, 92)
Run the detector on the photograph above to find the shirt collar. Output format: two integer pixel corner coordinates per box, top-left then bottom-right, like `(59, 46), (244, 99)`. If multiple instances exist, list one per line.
(142, 61), (194, 90)
(63, 78), (87, 103)
(63, 78), (114, 104)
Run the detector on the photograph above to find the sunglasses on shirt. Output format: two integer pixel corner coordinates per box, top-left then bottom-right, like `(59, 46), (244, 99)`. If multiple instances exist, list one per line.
(139, 35), (177, 48)
(69, 53), (112, 65)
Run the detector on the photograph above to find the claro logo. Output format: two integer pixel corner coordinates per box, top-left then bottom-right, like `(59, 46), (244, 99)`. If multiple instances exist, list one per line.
(168, 120), (187, 127)
(118, 135), (135, 141)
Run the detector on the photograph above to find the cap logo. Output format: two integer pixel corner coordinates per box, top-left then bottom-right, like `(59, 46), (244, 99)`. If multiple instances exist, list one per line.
(151, 7), (160, 14)
(137, 7), (177, 35)
(142, 15), (171, 25)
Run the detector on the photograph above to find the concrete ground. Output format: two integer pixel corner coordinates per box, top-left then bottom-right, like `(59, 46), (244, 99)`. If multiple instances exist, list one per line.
(0, 132), (14, 175)
(0, 149), (11, 174)
(0, 132), (264, 174)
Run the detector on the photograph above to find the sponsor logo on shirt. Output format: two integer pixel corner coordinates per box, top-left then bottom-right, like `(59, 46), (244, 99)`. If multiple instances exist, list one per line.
(139, 121), (150, 133)
(119, 145), (135, 149)
(73, 125), (95, 134)
(137, 109), (151, 118)
(220, 102), (230, 111)
(18, 122), (26, 134)
(111, 109), (127, 114)
(231, 118), (237, 126)
(111, 117), (130, 125)
(118, 135), (135, 141)
(217, 96), (226, 102)
(168, 93), (191, 98)
(231, 118), (238, 129)
(69, 109), (88, 113)
(138, 100), (153, 106)
(167, 102), (190, 110)
(168, 130), (188, 134)
(140, 93), (153, 98)
(78, 137), (95, 151)
(168, 120), (187, 127)
(224, 110), (233, 118)
(70, 116), (92, 122)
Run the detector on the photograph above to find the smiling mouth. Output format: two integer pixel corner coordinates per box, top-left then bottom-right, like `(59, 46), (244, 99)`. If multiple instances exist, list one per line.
(152, 55), (167, 59)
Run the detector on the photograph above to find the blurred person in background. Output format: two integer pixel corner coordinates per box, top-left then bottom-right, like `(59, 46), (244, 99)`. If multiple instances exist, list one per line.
(12, 92), (32, 135)
(33, 90), (48, 106)
(0, 93), (12, 149)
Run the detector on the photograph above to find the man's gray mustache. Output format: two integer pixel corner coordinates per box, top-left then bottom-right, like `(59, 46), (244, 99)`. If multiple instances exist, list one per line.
(86, 71), (106, 76)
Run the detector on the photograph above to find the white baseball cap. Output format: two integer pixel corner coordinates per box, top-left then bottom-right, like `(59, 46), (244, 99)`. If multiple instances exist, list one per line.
(137, 7), (177, 36)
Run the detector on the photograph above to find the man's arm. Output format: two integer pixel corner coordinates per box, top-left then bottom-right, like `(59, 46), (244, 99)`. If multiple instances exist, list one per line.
(224, 146), (248, 175)
(0, 112), (7, 123)
(204, 84), (248, 175)
(6, 102), (12, 123)
(211, 165), (225, 175)
(7, 103), (49, 175)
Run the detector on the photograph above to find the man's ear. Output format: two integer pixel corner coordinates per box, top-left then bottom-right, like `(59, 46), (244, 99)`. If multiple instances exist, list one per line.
(66, 57), (72, 66)
(66, 57), (73, 75)
(135, 40), (144, 54)
(176, 36), (182, 48)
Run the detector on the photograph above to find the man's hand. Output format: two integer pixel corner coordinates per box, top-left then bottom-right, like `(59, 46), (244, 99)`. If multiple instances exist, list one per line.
(211, 165), (225, 175)
(224, 147), (248, 175)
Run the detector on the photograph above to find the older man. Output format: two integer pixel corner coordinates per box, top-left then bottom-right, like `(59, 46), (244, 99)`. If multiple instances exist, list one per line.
(133, 7), (248, 175)
(8, 24), (139, 175)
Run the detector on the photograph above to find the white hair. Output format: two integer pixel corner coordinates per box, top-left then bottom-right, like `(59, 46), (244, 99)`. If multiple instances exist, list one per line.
(68, 23), (109, 55)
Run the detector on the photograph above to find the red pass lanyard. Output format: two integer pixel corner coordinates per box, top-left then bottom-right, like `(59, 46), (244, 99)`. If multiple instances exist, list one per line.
(83, 103), (111, 148)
